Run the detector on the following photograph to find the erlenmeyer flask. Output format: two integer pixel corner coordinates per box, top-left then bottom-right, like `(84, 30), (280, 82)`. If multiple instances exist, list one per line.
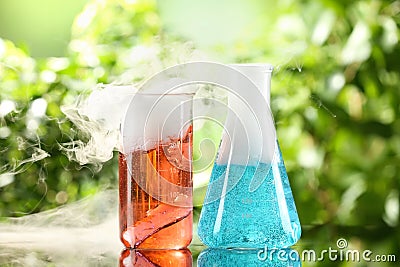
(198, 64), (301, 248)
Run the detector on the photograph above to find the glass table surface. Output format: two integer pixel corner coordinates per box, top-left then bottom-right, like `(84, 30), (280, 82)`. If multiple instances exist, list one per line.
(0, 224), (398, 267)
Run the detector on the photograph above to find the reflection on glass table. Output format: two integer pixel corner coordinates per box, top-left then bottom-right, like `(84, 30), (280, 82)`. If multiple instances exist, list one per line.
(197, 248), (301, 267)
(0, 188), (397, 267)
(119, 248), (192, 267)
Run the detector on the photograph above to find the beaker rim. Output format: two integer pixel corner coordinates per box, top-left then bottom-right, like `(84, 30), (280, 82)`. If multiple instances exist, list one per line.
(228, 63), (274, 72)
(133, 92), (196, 96)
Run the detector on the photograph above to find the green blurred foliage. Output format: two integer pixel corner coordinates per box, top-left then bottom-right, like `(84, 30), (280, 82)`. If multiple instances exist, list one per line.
(0, 38), (117, 216)
(0, 0), (399, 264)
(0, 0), (89, 57)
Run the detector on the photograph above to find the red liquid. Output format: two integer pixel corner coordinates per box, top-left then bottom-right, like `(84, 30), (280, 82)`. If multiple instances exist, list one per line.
(119, 248), (192, 267)
(119, 126), (193, 249)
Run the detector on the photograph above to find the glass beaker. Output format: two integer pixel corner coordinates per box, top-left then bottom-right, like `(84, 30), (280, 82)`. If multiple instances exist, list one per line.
(119, 93), (194, 249)
(197, 64), (301, 248)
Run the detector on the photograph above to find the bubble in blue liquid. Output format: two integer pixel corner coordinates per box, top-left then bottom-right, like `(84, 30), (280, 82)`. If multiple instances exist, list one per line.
(198, 145), (301, 248)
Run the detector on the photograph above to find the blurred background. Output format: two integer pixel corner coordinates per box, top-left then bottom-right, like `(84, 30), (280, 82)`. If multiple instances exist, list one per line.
(0, 0), (399, 266)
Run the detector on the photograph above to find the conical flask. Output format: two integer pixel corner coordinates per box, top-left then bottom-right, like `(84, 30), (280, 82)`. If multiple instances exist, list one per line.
(198, 64), (301, 248)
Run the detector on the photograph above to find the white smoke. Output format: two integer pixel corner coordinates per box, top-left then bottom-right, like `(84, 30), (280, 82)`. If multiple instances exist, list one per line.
(0, 189), (121, 266)
(0, 137), (50, 189)
(0, 84), (137, 266)
(59, 84), (137, 168)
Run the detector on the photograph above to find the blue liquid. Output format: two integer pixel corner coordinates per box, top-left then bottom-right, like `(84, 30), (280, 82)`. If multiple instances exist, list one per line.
(198, 145), (301, 248)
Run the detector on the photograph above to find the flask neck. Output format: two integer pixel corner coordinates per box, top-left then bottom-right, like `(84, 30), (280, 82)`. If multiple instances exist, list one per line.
(228, 63), (273, 106)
